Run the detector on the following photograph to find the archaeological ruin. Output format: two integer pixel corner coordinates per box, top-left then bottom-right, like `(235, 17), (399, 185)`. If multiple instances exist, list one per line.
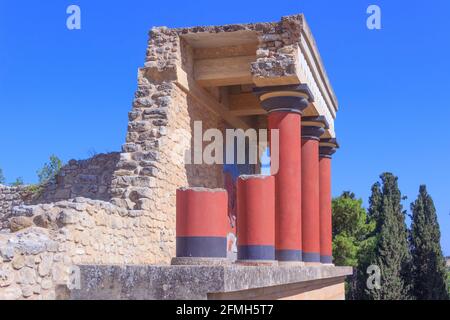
(0, 14), (352, 300)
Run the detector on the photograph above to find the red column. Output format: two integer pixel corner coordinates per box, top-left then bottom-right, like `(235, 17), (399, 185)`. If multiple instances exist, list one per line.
(268, 112), (302, 261)
(319, 139), (338, 264)
(237, 175), (275, 263)
(254, 85), (313, 262)
(301, 116), (328, 264)
(175, 187), (228, 259)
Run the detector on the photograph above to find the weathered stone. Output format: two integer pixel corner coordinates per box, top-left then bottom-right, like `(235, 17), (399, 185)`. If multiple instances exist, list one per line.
(133, 97), (154, 108)
(129, 121), (151, 133)
(67, 202), (87, 212)
(132, 151), (159, 162)
(41, 289), (56, 300)
(21, 285), (34, 297)
(32, 284), (42, 294)
(128, 110), (141, 121)
(1, 285), (22, 300)
(11, 205), (34, 217)
(38, 253), (53, 277)
(128, 187), (153, 200)
(46, 240), (59, 253)
(0, 264), (14, 287)
(18, 267), (36, 285)
(12, 255), (25, 270)
(54, 188), (71, 199)
(33, 214), (51, 229)
(58, 210), (79, 225)
(143, 108), (168, 119)
(52, 264), (67, 283)
(9, 230), (50, 255)
(41, 278), (53, 290)
(0, 245), (15, 262)
(25, 255), (36, 268)
(140, 167), (158, 177)
(9, 216), (33, 232)
(122, 143), (139, 153)
(152, 119), (168, 126)
(117, 160), (138, 171)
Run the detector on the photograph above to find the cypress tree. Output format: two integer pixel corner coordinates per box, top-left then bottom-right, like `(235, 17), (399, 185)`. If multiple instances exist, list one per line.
(346, 185), (379, 300)
(410, 185), (449, 300)
(368, 182), (382, 232)
(366, 173), (412, 300)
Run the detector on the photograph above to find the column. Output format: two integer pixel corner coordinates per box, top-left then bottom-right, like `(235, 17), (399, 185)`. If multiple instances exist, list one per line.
(301, 116), (328, 264)
(237, 175), (276, 265)
(174, 187), (228, 264)
(254, 84), (314, 262)
(319, 138), (338, 264)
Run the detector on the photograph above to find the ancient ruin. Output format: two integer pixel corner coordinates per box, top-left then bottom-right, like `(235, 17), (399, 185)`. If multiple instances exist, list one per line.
(0, 14), (352, 300)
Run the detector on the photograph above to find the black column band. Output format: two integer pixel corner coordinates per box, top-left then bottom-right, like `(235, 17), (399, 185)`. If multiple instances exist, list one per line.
(176, 237), (227, 258)
(302, 126), (326, 140)
(319, 138), (339, 158)
(253, 84), (314, 114)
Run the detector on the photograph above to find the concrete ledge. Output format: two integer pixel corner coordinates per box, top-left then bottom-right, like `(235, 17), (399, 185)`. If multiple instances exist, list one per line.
(64, 264), (353, 300)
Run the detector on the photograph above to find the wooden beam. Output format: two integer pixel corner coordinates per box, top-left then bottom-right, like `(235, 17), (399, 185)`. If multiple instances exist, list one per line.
(229, 93), (265, 116)
(194, 56), (255, 87)
(227, 93), (319, 117)
(175, 67), (252, 130)
(194, 43), (257, 60)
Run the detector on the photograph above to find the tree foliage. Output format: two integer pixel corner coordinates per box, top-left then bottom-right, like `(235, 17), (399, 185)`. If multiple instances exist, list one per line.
(37, 155), (62, 184)
(0, 168), (5, 184)
(332, 192), (375, 267)
(11, 177), (24, 187)
(333, 173), (448, 301)
(447, 270), (450, 296)
(332, 192), (376, 299)
(366, 173), (412, 300)
(409, 185), (449, 299)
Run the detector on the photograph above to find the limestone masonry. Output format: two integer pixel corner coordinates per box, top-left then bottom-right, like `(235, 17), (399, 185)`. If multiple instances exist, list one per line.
(0, 14), (350, 300)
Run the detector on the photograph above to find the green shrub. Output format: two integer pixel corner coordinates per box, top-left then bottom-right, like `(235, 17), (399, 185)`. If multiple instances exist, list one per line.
(37, 155), (62, 184)
(11, 177), (24, 187)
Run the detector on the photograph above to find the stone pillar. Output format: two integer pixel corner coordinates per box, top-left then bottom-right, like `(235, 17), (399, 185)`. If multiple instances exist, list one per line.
(173, 187), (229, 265)
(237, 175), (276, 265)
(319, 138), (338, 264)
(254, 84), (313, 263)
(301, 116), (328, 264)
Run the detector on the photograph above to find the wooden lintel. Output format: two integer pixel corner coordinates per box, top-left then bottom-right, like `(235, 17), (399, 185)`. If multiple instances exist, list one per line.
(194, 56), (255, 87)
(229, 93), (265, 116)
(175, 67), (252, 130)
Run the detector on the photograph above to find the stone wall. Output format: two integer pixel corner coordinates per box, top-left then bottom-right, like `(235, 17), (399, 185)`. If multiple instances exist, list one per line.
(0, 153), (120, 232)
(34, 153), (120, 204)
(0, 185), (29, 231)
(109, 27), (226, 261)
(0, 197), (161, 300)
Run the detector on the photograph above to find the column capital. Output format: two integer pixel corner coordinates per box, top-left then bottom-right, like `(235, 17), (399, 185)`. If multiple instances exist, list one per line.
(319, 138), (339, 158)
(253, 84), (314, 114)
(301, 116), (329, 140)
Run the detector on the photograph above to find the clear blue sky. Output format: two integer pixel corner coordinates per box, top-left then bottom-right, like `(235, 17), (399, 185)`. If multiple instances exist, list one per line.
(1, 0), (449, 254)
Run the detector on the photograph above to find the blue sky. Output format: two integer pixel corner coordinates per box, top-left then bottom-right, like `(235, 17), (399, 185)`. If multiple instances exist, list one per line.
(1, 0), (449, 254)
